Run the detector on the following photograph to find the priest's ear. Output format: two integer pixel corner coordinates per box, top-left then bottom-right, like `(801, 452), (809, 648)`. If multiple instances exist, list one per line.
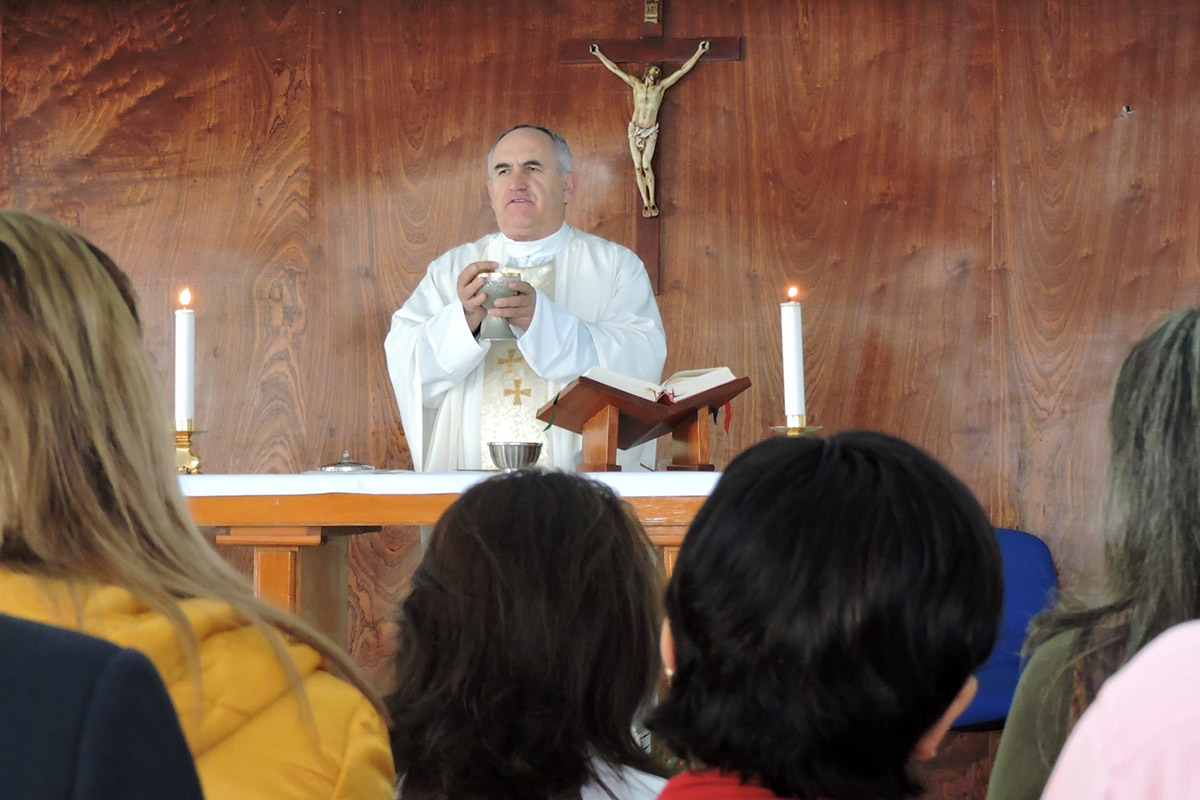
(912, 675), (977, 762)
(561, 171), (578, 204)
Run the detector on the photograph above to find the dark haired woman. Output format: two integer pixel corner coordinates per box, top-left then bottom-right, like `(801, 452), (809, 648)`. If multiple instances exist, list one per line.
(387, 469), (668, 800)
(988, 308), (1200, 800)
(649, 432), (1003, 799)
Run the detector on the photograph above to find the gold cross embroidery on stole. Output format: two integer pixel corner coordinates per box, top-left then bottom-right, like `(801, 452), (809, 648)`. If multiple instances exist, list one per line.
(479, 260), (556, 468)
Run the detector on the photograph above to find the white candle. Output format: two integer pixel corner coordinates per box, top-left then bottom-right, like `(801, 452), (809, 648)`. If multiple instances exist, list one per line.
(781, 287), (806, 418)
(175, 288), (195, 426)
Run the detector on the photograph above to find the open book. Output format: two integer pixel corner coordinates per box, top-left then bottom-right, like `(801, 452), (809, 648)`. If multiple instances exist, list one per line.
(538, 367), (751, 461)
(581, 366), (738, 405)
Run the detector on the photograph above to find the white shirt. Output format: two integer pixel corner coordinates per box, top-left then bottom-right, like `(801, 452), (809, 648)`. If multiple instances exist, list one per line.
(582, 760), (668, 800)
(394, 759), (667, 800)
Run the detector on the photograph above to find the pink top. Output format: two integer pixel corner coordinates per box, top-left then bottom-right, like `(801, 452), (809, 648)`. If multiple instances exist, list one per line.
(1042, 618), (1200, 799)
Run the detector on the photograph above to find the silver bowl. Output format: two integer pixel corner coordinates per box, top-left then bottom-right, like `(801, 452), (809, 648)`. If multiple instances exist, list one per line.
(488, 441), (542, 470)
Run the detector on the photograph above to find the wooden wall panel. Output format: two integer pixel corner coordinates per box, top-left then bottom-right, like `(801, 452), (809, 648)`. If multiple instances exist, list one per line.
(7, 1), (1200, 793)
(994, 0), (1200, 580)
(0, 8), (5, 208)
(649, 0), (999, 505)
(0, 0), (313, 474)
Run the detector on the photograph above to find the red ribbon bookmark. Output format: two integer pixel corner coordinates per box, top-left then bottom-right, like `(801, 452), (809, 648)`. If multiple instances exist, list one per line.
(709, 402), (734, 435)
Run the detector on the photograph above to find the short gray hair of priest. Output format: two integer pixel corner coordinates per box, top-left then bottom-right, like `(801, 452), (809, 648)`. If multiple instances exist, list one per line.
(486, 124), (574, 179)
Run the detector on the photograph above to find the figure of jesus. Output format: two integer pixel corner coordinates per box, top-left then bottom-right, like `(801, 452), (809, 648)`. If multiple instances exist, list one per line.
(590, 40), (710, 217)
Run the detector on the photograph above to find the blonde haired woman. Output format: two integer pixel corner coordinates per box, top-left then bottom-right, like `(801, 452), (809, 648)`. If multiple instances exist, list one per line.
(0, 210), (394, 799)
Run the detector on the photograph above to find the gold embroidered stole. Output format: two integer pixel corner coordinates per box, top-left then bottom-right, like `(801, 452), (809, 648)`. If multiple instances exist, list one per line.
(480, 261), (556, 469)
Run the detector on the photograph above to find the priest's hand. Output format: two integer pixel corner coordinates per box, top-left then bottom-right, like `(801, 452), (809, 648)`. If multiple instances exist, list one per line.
(489, 279), (536, 332)
(457, 261), (497, 334)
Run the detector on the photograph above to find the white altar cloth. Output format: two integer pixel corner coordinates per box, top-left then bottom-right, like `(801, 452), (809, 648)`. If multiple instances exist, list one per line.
(179, 471), (720, 498)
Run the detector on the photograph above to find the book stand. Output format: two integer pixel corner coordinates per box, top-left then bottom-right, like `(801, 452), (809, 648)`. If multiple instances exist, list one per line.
(536, 376), (751, 472)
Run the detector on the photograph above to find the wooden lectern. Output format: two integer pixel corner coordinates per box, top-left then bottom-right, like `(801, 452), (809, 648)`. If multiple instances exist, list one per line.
(536, 375), (750, 471)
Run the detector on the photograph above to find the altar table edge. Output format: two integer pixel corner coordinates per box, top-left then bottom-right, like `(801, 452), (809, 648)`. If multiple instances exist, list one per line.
(182, 472), (719, 529)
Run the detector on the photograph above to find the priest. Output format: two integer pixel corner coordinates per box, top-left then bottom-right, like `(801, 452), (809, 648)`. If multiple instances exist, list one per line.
(385, 124), (666, 471)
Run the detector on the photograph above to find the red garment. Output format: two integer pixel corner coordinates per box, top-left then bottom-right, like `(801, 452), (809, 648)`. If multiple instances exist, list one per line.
(658, 769), (782, 799)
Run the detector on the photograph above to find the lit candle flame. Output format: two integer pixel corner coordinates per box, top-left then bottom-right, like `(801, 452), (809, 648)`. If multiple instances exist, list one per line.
(179, 288), (192, 307)
(786, 285), (800, 302)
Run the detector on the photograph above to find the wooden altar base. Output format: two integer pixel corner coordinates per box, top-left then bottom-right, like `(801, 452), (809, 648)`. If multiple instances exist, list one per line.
(190, 488), (708, 647)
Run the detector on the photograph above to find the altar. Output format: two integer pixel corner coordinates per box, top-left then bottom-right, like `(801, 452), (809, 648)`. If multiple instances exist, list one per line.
(183, 471), (717, 646)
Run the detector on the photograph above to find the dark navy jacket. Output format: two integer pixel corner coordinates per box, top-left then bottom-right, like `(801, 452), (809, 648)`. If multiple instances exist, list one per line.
(0, 613), (205, 799)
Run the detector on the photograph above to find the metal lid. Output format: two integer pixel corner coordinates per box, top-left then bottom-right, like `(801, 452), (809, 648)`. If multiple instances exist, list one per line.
(317, 450), (375, 472)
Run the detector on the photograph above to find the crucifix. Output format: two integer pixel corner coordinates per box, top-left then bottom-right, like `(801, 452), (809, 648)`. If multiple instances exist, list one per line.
(560, 1), (742, 293)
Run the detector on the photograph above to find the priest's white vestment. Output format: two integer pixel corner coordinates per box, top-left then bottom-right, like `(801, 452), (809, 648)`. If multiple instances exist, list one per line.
(385, 226), (666, 472)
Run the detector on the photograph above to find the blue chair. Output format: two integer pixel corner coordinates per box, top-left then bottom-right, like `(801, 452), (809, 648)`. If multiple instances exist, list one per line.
(953, 527), (1058, 729)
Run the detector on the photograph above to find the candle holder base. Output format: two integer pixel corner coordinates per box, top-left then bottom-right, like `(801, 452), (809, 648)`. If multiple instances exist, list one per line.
(175, 424), (202, 474)
(770, 414), (822, 438)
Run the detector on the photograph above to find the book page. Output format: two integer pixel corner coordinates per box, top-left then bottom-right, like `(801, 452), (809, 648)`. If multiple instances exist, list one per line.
(660, 367), (737, 400)
(581, 366), (660, 401)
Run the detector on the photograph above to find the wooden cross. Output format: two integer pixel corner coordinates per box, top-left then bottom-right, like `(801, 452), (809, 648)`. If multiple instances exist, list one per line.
(560, 0), (741, 293)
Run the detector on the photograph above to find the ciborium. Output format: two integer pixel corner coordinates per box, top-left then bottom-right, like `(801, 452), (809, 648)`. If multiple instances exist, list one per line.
(478, 270), (521, 340)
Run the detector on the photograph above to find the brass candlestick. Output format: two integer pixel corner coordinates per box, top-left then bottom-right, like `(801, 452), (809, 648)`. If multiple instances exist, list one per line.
(175, 420), (201, 474)
(770, 413), (823, 437)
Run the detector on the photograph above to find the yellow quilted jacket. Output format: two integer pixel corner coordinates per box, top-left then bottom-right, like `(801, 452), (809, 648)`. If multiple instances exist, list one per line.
(0, 568), (395, 800)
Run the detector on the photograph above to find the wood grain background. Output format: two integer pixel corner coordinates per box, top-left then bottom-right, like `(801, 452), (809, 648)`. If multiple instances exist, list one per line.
(5, 1), (1200, 795)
